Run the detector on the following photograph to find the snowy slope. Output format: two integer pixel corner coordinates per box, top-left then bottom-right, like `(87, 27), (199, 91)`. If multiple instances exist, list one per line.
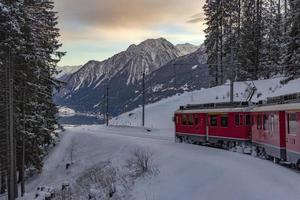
(56, 65), (82, 80)
(19, 77), (300, 200)
(175, 43), (199, 55)
(111, 77), (300, 129)
(20, 125), (300, 200)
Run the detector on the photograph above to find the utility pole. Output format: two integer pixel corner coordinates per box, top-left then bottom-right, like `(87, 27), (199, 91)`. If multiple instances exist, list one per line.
(230, 47), (234, 103)
(230, 9), (234, 103)
(106, 86), (109, 127)
(8, 48), (16, 200)
(142, 71), (145, 127)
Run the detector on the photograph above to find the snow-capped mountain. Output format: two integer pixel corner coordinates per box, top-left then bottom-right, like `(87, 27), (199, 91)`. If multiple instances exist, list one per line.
(56, 65), (82, 80)
(176, 43), (199, 56)
(117, 44), (211, 114)
(55, 39), (209, 118)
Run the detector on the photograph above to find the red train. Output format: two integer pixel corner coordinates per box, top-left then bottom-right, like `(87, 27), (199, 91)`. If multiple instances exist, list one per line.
(174, 93), (300, 169)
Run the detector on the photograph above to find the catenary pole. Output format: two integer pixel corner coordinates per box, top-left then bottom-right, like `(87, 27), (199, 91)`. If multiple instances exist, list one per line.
(142, 71), (145, 127)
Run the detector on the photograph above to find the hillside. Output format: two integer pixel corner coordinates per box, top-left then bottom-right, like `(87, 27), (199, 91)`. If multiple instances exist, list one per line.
(111, 77), (300, 129)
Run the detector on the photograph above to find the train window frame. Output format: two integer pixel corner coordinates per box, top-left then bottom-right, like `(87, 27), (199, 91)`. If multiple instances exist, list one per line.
(176, 115), (180, 125)
(210, 115), (218, 127)
(240, 115), (244, 126)
(245, 114), (251, 126)
(188, 114), (194, 126)
(257, 114), (262, 130)
(221, 115), (228, 127)
(270, 114), (275, 132)
(194, 115), (199, 125)
(235, 114), (240, 126)
(287, 113), (298, 135)
(263, 114), (268, 130)
(182, 114), (187, 125)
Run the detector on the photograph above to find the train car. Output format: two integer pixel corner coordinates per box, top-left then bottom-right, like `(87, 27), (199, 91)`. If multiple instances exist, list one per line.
(251, 93), (300, 167)
(175, 102), (253, 151)
(251, 107), (287, 161)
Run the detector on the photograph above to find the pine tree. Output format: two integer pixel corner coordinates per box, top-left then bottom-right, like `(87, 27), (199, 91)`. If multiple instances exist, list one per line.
(238, 0), (259, 80)
(204, 0), (220, 85)
(283, 0), (300, 81)
(0, 0), (64, 176)
(260, 0), (283, 78)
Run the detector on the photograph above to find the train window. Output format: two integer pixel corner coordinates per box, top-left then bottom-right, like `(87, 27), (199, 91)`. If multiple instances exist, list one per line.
(188, 114), (194, 125)
(182, 115), (187, 125)
(240, 115), (244, 125)
(257, 115), (262, 129)
(245, 115), (251, 126)
(210, 115), (218, 126)
(176, 115), (180, 124)
(235, 114), (240, 126)
(221, 115), (228, 127)
(194, 116), (199, 125)
(270, 115), (275, 132)
(263, 115), (268, 130)
(288, 113), (298, 134)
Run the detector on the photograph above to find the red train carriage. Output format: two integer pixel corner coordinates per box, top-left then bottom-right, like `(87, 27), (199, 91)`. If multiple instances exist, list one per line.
(251, 106), (287, 161)
(252, 94), (300, 167)
(285, 107), (300, 167)
(174, 93), (300, 169)
(175, 102), (253, 151)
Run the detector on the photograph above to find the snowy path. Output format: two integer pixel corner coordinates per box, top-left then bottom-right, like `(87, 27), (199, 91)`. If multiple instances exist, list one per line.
(23, 125), (300, 200)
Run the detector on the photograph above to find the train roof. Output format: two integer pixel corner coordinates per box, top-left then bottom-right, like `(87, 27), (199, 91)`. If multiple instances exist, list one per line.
(175, 93), (300, 114)
(253, 92), (300, 112)
(176, 102), (254, 114)
(252, 102), (300, 112)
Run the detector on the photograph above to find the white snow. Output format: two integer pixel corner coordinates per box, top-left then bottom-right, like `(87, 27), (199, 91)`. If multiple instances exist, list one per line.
(19, 125), (300, 200)
(19, 77), (300, 200)
(192, 65), (198, 70)
(111, 77), (300, 130)
(58, 106), (76, 117)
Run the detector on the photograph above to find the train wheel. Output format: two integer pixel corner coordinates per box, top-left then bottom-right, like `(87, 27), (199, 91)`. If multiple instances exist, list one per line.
(186, 138), (193, 144)
(175, 136), (181, 143)
(296, 160), (300, 170)
(251, 146), (258, 157)
(273, 157), (280, 164)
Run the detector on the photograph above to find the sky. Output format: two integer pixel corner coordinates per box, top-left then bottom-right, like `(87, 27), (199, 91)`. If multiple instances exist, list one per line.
(54, 0), (206, 66)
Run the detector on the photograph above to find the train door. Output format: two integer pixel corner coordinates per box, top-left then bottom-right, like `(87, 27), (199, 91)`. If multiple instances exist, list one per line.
(285, 112), (300, 164)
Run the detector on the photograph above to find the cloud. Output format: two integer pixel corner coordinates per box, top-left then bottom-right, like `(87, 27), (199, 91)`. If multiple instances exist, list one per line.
(187, 13), (205, 24)
(53, 0), (206, 65)
(55, 0), (204, 28)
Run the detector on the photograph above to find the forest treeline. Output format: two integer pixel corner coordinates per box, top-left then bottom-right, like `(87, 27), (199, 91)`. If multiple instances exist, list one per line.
(0, 0), (63, 182)
(204, 0), (300, 85)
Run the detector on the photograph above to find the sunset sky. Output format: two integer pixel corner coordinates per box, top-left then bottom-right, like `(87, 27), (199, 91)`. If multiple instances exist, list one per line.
(54, 0), (206, 66)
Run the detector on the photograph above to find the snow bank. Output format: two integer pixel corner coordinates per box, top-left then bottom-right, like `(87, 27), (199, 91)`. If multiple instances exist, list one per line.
(20, 125), (300, 200)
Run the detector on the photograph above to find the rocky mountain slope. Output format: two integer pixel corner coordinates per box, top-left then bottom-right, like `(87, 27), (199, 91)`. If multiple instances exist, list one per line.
(175, 43), (199, 55)
(56, 65), (82, 80)
(55, 38), (210, 117)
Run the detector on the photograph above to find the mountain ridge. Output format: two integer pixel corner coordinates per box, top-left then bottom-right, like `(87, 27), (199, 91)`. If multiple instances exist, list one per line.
(55, 38), (210, 119)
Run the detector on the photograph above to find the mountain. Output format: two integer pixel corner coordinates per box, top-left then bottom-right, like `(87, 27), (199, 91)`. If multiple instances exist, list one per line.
(56, 65), (82, 80)
(115, 44), (211, 114)
(176, 43), (199, 55)
(55, 38), (186, 115)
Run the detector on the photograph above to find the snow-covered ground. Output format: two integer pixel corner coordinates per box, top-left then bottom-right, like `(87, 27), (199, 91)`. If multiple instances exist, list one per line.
(20, 125), (300, 200)
(111, 77), (300, 129)
(19, 77), (300, 200)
